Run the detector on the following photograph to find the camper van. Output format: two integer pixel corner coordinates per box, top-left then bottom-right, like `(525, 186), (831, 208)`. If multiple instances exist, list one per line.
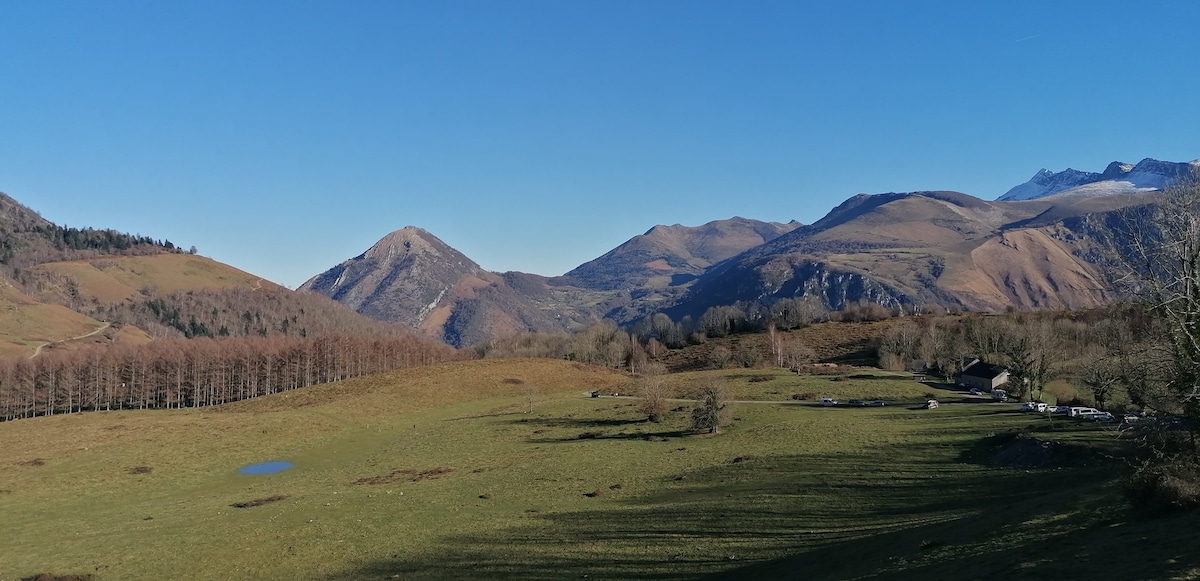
(991, 389), (1007, 401)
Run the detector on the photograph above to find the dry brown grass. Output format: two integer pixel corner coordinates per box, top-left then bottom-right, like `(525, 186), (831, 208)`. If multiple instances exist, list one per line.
(33, 254), (280, 304)
(0, 285), (106, 356)
(949, 229), (1110, 310)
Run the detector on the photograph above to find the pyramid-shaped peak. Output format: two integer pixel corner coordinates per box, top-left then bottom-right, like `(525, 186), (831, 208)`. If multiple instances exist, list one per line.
(361, 226), (467, 264)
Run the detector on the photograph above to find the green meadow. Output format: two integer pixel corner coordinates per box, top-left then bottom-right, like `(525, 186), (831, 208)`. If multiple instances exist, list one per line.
(2, 359), (1197, 580)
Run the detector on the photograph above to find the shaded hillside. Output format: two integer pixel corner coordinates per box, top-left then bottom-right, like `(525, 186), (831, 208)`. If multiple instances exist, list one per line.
(666, 191), (1158, 320)
(89, 287), (413, 340)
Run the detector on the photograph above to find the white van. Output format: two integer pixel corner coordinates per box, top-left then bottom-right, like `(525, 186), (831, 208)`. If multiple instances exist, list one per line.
(1069, 407), (1101, 418)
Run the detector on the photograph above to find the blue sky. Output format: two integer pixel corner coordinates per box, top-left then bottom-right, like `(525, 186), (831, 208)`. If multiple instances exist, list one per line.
(2, 1), (1198, 288)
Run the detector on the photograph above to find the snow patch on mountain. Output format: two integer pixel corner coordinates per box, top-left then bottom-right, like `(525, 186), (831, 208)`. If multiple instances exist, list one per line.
(999, 158), (1200, 201)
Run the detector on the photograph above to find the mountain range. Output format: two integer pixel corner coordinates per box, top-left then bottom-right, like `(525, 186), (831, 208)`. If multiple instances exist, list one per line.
(998, 158), (1200, 201)
(1, 156), (1196, 352)
(301, 157), (1196, 346)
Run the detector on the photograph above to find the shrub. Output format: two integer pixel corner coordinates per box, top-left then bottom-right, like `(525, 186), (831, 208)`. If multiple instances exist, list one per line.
(691, 381), (730, 434)
(1125, 460), (1200, 514)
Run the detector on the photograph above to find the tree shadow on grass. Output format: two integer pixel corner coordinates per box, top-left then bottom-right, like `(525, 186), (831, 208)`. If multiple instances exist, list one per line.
(319, 439), (1200, 581)
(528, 428), (696, 444)
(507, 416), (649, 429)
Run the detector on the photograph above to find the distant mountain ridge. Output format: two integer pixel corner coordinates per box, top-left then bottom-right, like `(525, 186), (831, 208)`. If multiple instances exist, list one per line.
(999, 157), (1200, 201)
(301, 218), (800, 346)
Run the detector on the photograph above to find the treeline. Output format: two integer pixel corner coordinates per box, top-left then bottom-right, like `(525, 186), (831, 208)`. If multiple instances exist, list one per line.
(876, 308), (1141, 406)
(477, 297), (832, 371)
(87, 288), (413, 340)
(0, 334), (461, 421)
(0, 226), (182, 268)
(638, 297), (830, 348)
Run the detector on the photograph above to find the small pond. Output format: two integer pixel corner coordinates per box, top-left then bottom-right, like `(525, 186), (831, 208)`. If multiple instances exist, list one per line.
(238, 461), (294, 475)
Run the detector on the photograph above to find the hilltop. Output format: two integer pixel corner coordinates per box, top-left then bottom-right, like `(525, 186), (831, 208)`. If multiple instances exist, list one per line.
(0, 192), (433, 358)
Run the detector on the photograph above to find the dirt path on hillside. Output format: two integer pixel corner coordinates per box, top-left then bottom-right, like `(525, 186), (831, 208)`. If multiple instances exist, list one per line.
(29, 321), (112, 359)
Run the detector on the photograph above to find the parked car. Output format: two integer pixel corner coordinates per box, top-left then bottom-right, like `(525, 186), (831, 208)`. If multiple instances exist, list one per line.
(868, 400), (886, 407)
(848, 399), (867, 407)
(1051, 405), (1072, 414)
(820, 397), (838, 407)
(969, 388), (984, 396)
(1020, 402), (1049, 413)
(1080, 411), (1115, 422)
(924, 399), (939, 409)
(1069, 407), (1101, 418)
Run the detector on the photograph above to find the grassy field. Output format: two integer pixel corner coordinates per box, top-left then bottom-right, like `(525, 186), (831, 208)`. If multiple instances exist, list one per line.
(1, 358), (1197, 580)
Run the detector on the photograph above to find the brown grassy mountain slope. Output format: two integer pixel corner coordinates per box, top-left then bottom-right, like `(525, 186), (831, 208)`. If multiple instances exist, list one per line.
(557, 217), (800, 290)
(668, 190), (1158, 318)
(32, 254), (283, 303)
(0, 283), (111, 358)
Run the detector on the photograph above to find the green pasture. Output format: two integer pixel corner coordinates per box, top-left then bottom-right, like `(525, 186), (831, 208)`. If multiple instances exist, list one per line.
(1, 359), (1197, 580)
(667, 367), (952, 403)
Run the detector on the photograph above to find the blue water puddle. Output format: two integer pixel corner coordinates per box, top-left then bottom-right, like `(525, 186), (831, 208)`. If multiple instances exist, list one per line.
(238, 461), (294, 475)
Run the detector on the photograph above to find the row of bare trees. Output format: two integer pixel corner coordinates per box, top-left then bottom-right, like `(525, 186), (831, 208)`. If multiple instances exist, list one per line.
(876, 310), (1125, 402)
(0, 334), (460, 421)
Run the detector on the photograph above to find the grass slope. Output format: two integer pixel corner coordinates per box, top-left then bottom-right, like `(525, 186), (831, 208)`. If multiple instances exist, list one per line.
(0, 284), (107, 358)
(33, 254), (280, 304)
(1, 359), (1196, 580)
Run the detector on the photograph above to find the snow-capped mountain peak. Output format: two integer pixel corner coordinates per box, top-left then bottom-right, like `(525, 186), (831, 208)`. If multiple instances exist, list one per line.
(998, 167), (1100, 201)
(998, 157), (1199, 201)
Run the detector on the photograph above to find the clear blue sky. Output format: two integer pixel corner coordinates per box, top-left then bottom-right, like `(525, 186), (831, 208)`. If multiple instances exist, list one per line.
(2, 1), (1197, 288)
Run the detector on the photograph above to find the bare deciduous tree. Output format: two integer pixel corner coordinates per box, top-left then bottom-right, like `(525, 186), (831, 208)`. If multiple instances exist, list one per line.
(1116, 172), (1200, 454)
(637, 362), (670, 423)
